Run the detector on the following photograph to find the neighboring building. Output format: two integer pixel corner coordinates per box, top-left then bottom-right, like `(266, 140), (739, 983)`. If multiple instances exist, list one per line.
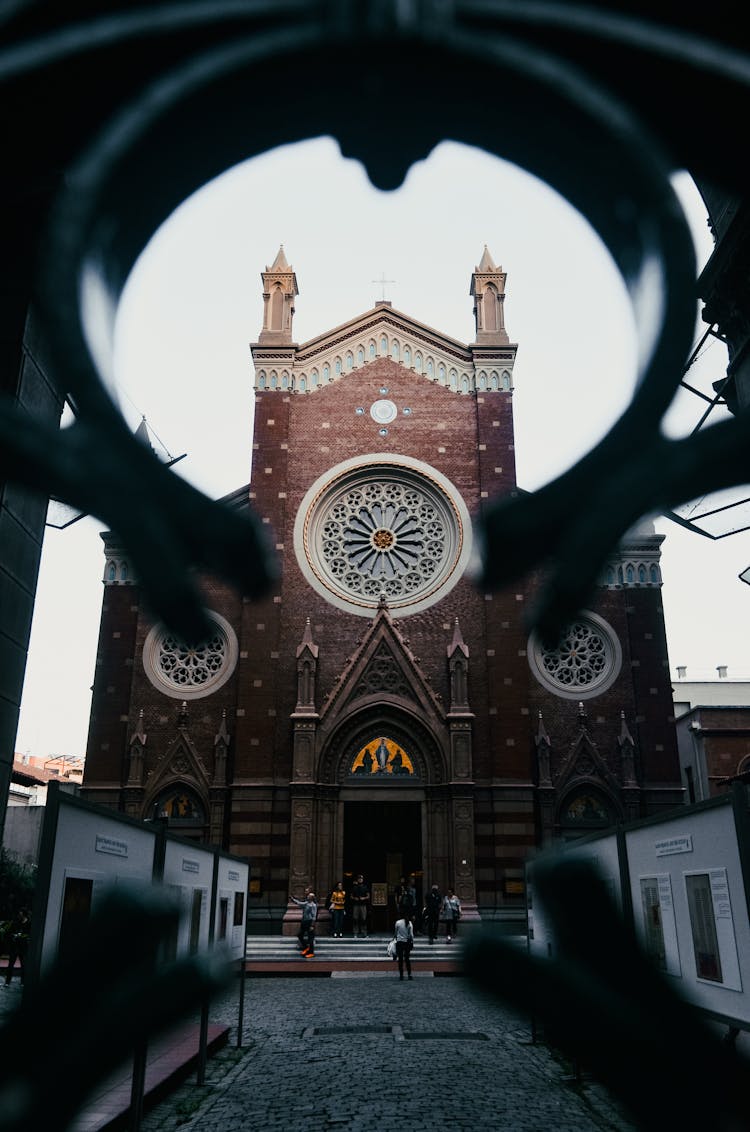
(81, 249), (683, 933)
(672, 671), (750, 803)
(2, 753), (82, 867)
(7, 753), (84, 806)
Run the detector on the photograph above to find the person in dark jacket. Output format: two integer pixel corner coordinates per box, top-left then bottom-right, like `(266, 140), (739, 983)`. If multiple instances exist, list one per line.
(351, 875), (370, 938)
(425, 883), (442, 944)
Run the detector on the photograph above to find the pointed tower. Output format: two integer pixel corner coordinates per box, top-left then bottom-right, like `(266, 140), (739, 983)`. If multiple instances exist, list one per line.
(258, 246), (298, 345)
(470, 245), (509, 345)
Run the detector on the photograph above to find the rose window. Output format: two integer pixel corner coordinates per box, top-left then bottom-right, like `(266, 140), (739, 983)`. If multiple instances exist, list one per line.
(527, 612), (622, 700)
(157, 631), (227, 688)
(294, 456), (472, 617)
(143, 611), (239, 699)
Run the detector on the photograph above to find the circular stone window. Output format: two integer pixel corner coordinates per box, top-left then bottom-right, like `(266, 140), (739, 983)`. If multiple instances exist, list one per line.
(370, 399), (397, 424)
(527, 611), (622, 700)
(143, 611), (239, 699)
(294, 454), (473, 617)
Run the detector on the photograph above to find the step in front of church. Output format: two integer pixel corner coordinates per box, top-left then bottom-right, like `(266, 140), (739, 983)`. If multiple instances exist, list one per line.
(244, 933), (473, 975)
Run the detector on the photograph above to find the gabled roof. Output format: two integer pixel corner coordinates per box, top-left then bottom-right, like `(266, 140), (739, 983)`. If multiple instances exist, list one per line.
(291, 303), (478, 366)
(319, 598), (445, 725)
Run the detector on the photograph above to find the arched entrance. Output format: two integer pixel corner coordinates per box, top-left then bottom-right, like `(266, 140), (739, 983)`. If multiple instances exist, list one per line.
(343, 798), (422, 932)
(149, 783), (208, 842)
(557, 785), (620, 841)
(339, 734), (424, 931)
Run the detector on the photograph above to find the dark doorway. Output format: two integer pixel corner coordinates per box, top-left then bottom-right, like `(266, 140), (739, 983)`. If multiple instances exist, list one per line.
(343, 800), (421, 932)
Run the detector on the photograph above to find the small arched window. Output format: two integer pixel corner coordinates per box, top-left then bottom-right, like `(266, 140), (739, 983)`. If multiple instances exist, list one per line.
(299, 377), (307, 392)
(357, 347), (364, 365)
(404, 346), (411, 366)
(638, 565), (647, 583)
(617, 565), (624, 584)
(335, 357), (342, 375)
(281, 372), (289, 389)
(270, 372), (278, 389)
(323, 364), (330, 381)
(257, 373), (266, 389)
(426, 359), (434, 378)
(502, 370), (511, 390)
(120, 563), (128, 582)
(346, 352), (353, 371)
(626, 565), (635, 584)
(650, 565), (660, 584)
(479, 372), (487, 390)
(107, 562), (117, 582)
(438, 363), (446, 381)
(606, 567), (615, 586)
(380, 335), (388, 354)
(490, 374), (499, 391)
(391, 341), (400, 360)
(311, 369), (319, 387)
(461, 376), (469, 393)
(369, 341), (376, 358)
(415, 352), (423, 373)
(270, 285), (283, 330)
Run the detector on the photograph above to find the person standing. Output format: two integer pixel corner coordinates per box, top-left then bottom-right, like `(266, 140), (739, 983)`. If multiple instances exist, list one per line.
(329, 881), (346, 937)
(394, 911), (414, 981)
(395, 875), (415, 920)
(442, 888), (461, 942)
(425, 883), (442, 944)
(3, 907), (30, 986)
(405, 876), (418, 920)
(290, 890), (318, 957)
(351, 874), (370, 938)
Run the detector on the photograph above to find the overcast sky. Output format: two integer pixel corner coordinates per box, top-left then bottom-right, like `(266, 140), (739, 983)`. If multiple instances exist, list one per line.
(14, 138), (750, 760)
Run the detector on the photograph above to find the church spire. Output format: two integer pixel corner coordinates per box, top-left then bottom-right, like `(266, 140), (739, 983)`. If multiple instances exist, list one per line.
(258, 245), (298, 344)
(470, 245), (509, 345)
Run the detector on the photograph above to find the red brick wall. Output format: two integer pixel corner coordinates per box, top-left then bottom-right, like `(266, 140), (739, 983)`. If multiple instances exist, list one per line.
(82, 357), (683, 915)
(83, 583), (141, 795)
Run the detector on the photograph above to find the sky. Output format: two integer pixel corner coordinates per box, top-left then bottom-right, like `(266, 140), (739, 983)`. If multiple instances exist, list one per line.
(13, 137), (750, 760)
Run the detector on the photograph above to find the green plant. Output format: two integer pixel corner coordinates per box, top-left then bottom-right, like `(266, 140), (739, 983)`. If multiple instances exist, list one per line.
(0, 849), (36, 928)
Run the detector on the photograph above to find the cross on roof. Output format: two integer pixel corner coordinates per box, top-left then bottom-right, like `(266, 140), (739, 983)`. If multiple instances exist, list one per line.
(372, 272), (396, 301)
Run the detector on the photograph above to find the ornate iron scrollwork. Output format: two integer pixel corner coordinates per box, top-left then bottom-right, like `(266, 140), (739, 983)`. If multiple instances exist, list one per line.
(2, 1), (749, 642)
(3, 2), (750, 1124)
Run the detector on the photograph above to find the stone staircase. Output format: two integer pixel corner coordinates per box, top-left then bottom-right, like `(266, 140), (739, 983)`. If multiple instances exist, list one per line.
(244, 931), (467, 975)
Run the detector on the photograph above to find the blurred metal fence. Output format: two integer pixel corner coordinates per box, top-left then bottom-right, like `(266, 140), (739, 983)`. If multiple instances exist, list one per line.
(2, 3), (750, 1127)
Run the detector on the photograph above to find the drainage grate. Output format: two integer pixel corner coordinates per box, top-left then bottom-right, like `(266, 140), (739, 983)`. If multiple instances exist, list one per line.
(311, 1025), (393, 1036)
(403, 1031), (489, 1041)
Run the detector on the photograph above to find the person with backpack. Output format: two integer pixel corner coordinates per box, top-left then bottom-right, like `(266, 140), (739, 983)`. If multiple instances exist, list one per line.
(351, 874), (370, 938)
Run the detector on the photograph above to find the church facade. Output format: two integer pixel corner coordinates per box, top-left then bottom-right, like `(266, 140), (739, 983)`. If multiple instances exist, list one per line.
(81, 248), (683, 933)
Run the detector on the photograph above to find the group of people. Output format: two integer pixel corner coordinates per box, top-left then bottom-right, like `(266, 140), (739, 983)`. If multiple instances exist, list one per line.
(392, 880), (461, 980)
(289, 873), (371, 956)
(423, 883), (461, 943)
(290, 876), (462, 967)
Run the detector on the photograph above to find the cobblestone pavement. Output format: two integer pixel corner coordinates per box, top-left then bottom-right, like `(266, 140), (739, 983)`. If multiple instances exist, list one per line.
(138, 975), (640, 1132)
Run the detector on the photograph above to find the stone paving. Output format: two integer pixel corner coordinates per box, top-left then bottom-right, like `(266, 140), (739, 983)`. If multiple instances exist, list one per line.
(138, 974), (640, 1132)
